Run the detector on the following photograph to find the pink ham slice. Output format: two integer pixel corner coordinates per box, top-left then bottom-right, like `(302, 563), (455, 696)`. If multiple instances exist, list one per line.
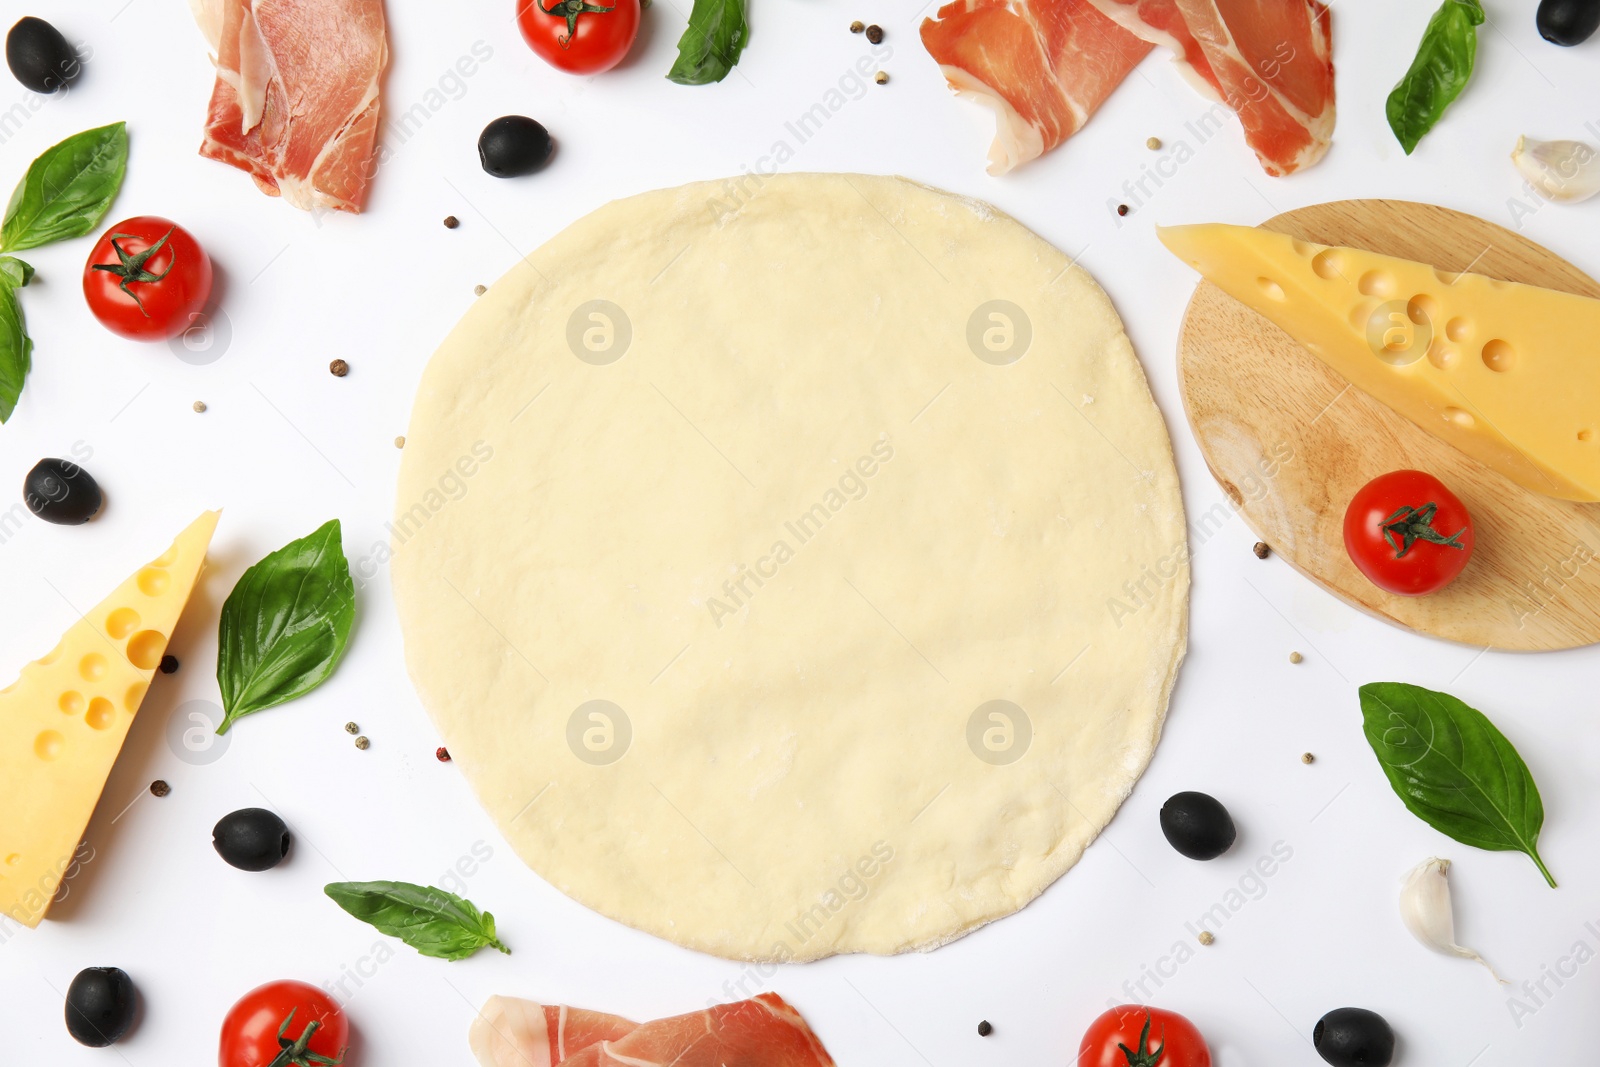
(191, 0), (387, 213)
(920, 0), (1153, 174)
(468, 997), (638, 1067)
(1085, 0), (1335, 175)
(469, 994), (837, 1067)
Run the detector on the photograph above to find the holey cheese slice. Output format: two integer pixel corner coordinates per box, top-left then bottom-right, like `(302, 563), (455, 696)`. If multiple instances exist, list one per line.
(1159, 223), (1600, 502)
(0, 511), (218, 927)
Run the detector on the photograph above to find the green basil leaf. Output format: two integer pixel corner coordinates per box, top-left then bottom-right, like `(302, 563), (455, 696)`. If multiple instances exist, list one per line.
(0, 279), (31, 424)
(1, 122), (129, 253)
(217, 519), (356, 733)
(324, 881), (510, 961)
(0, 256), (34, 288)
(666, 0), (748, 85)
(1360, 682), (1555, 887)
(1385, 0), (1484, 155)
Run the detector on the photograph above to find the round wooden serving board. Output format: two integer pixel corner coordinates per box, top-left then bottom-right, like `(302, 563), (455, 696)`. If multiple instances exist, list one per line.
(1177, 199), (1600, 651)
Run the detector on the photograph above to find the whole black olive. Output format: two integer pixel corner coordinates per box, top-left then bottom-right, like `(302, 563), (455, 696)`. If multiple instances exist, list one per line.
(64, 967), (137, 1047)
(24, 458), (103, 525)
(1539, 0), (1600, 44)
(478, 116), (553, 178)
(6, 17), (80, 94)
(1313, 1008), (1395, 1067)
(1159, 791), (1236, 860)
(213, 808), (291, 871)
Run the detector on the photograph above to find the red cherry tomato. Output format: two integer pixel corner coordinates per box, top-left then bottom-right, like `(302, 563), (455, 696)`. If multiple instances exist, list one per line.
(516, 0), (640, 74)
(1080, 1005), (1211, 1067)
(219, 981), (348, 1067)
(1344, 470), (1475, 596)
(83, 216), (212, 342)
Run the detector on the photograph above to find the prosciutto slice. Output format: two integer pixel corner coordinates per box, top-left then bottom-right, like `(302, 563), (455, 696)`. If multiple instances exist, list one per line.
(190, 0), (387, 213)
(469, 994), (837, 1067)
(920, 0), (1153, 174)
(1085, 0), (1335, 175)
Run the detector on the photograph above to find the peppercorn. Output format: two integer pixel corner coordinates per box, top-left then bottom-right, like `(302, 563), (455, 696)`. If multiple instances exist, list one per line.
(437, 746), (452, 762)
(474, 284), (487, 296)
(150, 780), (170, 797)
(865, 24), (884, 43)
(1289, 651), (1304, 664)
(1116, 204), (1129, 217)
(1146, 136), (1162, 150)
(159, 655), (180, 674)
(394, 436), (406, 449)
(444, 215), (460, 229)
(345, 722), (360, 735)
(874, 71), (888, 84)
(1253, 541), (1270, 559)
(1302, 752), (1316, 765)
(1198, 931), (1215, 945)
(355, 735), (370, 750)
(192, 400), (207, 413)
(850, 19), (864, 32)
(977, 1020), (993, 1037)
(330, 359), (349, 377)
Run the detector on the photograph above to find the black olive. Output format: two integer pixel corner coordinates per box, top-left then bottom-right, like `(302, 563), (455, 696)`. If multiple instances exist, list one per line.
(213, 808), (291, 871)
(6, 17), (80, 94)
(1538, 0), (1600, 44)
(23, 458), (103, 525)
(64, 967), (137, 1047)
(478, 116), (553, 178)
(1159, 791), (1236, 860)
(1313, 1008), (1395, 1067)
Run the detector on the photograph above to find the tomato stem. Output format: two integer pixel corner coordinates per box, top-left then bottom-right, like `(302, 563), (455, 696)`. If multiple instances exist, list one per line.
(1117, 1013), (1167, 1067)
(89, 227), (176, 318)
(263, 1009), (346, 1067)
(1379, 501), (1466, 559)
(537, 0), (618, 47)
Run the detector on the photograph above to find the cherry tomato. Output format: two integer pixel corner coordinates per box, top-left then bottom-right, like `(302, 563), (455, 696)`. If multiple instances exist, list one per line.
(219, 981), (348, 1067)
(516, 0), (640, 74)
(1343, 470), (1474, 596)
(83, 216), (212, 342)
(1080, 1005), (1211, 1067)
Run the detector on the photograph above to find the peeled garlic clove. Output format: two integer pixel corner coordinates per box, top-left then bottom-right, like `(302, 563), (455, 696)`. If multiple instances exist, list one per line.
(1399, 858), (1507, 983)
(1512, 135), (1600, 203)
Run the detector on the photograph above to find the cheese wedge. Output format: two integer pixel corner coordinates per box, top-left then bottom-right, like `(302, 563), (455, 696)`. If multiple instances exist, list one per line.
(0, 511), (218, 927)
(1159, 223), (1600, 502)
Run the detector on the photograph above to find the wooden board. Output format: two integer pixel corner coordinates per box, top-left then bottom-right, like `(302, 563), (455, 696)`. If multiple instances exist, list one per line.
(1177, 199), (1600, 651)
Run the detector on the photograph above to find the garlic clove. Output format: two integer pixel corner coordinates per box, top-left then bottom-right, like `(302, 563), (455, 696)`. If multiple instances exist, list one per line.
(1399, 857), (1507, 983)
(1512, 135), (1600, 203)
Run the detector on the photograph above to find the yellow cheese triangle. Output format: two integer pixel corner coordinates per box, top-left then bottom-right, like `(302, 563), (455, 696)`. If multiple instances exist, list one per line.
(0, 510), (219, 927)
(1159, 223), (1600, 502)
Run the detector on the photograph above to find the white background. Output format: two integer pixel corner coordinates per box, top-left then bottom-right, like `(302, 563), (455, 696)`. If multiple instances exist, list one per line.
(2, 0), (1599, 1063)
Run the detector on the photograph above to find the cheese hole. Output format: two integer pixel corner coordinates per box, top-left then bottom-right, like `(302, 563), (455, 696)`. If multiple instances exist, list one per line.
(1256, 276), (1286, 301)
(1433, 268), (1462, 286)
(124, 682), (147, 712)
(152, 545), (180, 567)
(1312, 250), (1345, 280)
(1482, 338), (1516, 372)
(59, 690), (85, 716)
(1407, 294), (1439, 328)
(85, 698), (114, 730)
(1445, 316), (1472, 342)
(1443, 407), (1476, 428)
(1291, 238), (1314, 257)
(1579, 429), (1594, 443)
(125, 630), (167, 671)
(4, 854), (18, 867)
(79, 653), (108, 682)
(105, 607), (141, 640)
(1427, 340), (1456, 369)
(1358, 270), (1395, 297)
(137, 567), (170, 597)
(1350, 301), (1379, 330)
(33, 730), (63, 760)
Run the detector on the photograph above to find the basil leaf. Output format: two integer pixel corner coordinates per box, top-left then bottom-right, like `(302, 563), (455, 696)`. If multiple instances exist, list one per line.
(217, 519), (356, 733)
(0, 256), (34, 288)
(667, 0), (748, 85)
(1385, 0), (1484, 155)
(1, 122), (129, 253)
(0, 278), (30, 424)
(324, 881), (510, 961)
(1360, 682), (1555, 887)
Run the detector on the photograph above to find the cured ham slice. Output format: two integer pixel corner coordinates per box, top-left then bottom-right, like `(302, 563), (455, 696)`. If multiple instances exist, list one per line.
(190, 0), (387, 213)
(468, 997), (638, 1067)
(468, 994), (837, 1067)
(1086, 0), (1335, 175)
(920, 0), (1153, 174)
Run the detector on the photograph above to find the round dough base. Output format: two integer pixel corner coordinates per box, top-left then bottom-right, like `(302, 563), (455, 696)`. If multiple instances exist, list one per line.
(393, 174), (1188, 961)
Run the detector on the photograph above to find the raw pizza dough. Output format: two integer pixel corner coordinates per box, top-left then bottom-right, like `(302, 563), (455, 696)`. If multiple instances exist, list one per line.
(393, 174), (1188, 961)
